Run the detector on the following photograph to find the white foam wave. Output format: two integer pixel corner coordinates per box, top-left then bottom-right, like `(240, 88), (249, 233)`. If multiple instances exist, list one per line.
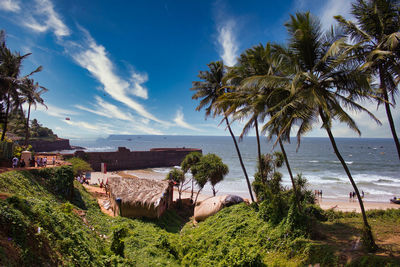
(308, 160), (319, 163)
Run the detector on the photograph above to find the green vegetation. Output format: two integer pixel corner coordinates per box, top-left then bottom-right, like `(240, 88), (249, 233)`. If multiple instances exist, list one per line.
(0, 169), (399, 266)
(67, 157), (93, 176)
(190, 0), (400, 250)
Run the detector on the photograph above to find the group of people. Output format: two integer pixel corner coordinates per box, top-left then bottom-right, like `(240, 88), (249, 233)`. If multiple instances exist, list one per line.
(349, 190), (365, 200)
(314, 190), (323, 198)
(76, 175), (89, 185)
(11, 155), (56, 168)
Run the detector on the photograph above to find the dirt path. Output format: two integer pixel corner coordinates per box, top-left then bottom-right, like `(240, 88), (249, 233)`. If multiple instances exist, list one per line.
(83, 184), (115, 217)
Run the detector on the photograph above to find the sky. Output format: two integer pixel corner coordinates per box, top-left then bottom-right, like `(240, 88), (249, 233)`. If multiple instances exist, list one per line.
(0, 0), (398, 139)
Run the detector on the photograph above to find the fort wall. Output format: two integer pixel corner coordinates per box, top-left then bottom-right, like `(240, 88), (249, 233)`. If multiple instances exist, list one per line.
(70, 147), (202, 171)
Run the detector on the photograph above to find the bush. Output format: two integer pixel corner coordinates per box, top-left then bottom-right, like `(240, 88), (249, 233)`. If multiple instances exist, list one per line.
(67, 157), (93, 176)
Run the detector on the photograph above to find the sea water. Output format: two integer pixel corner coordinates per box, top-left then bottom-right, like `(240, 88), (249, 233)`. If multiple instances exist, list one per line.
(70, 135), (399, 202)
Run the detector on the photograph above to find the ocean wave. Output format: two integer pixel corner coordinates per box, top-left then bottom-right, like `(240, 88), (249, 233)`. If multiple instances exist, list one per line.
(321, 177), (341, 181)
(308, 160), (319, 163)
(152, 167), (174, 174)
(85, 146), (115, 152)
(331, 160), (353, 164)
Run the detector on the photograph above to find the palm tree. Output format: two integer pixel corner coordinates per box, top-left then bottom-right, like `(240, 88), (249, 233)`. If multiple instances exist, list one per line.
(0, 32), (42, 141)
(20, 78), (48, 146)
(274, 12), (380, 250)
(335, 0), (400, 160)
(191, 61), (256, 203)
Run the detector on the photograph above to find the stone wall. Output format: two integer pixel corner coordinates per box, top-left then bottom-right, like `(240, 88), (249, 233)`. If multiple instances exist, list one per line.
(72, 147), (202, 171)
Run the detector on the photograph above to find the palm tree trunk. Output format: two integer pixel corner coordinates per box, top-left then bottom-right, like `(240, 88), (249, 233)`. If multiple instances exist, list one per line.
(254, 119), (264, 182)
(1, 94), (11, 141)
(24, 103), (31, 147)
(190, 178), (194, 200)
(379, 66), (400, 160)
(278, 138), (301, 211)
(224, 116), (256, 203)
(320, 111), (376, 250)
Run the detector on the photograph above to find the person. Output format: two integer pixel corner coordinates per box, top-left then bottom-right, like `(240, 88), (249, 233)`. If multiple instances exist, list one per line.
(43, 157), (47, 167)
(39, 157), (43, 167)
(349, 192), (352, 199)
(12, 157), (18, 168)
(352, 191), (356, 198)
(30, 158), (35, 167)
(52, 156), (56, 165)
(362, 190), (365, 198)
(320, 190), (322, 198)
(20, 159), (26, 168)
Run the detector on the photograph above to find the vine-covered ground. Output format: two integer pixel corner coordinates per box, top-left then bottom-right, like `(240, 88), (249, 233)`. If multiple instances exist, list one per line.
(0, 168), (399, 266)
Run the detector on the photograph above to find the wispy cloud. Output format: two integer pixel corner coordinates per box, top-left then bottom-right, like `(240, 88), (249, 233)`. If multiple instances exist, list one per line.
(174, 108), (201, 131)
(319, 0), (353, 30)
(75, 96), (164, 135)
(22, 0), (70, 38)
(31, 103), (78, 118)
(70, 31), (167, 125)
(0, 0), (20, 12)
(217, 19), (238, 67)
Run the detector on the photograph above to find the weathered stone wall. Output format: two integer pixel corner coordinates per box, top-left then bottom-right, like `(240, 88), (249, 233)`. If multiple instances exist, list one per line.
(72, 147), (202, 171)
(28, 139), (71, 152)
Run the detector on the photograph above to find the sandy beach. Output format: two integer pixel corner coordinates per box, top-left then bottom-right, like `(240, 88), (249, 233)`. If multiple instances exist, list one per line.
(86, 169), (400, 213)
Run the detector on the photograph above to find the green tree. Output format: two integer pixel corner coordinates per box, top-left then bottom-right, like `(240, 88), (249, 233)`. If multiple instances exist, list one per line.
(275, 12), (379, 250)
(166, 168), (186, 201)
(19, 78), (48, 146)
(0, 30), (42, 141)
(191, 61), (255, 203)
(181, 152), (202, 200)
(335, 0), (400, 160)
(192, 153), (228, 198)
(67, 157), (93, 176)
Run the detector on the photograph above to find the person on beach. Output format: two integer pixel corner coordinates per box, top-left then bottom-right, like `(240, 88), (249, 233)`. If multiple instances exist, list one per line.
(362, 190), (365, 198)
(43, 157), (47, 167)
(349, 192), (352, 199)
(352, 192), (356, 199)
(52, 156), (56, 165)
(320, 190), (322, 198)
(39, 158), (44, 167)
(12, 157), (18, 168)
(20, 159), (25, 168)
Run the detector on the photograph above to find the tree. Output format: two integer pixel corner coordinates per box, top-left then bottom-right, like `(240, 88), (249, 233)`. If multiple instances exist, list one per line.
(67, 157), (93, 176)
(191, 61), (255, 203)
(274, 12), (379, 250)
(20, 78), (48, 146)
(192, 153), (229, 201)
(0, 31), (42, 141)
(166, 168), (187, 202)
(335, 0), (400, 160)
(181, 152), (202, 200)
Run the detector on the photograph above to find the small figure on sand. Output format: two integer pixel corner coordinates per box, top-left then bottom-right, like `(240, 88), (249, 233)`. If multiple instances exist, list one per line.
(362, 190), (364, 198)
(320, 190), (322, 198)
(349, 192), (352, 200)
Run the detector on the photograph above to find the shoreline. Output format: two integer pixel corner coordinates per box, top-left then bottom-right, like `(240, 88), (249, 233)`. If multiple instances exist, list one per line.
(88, 169), (400, 213)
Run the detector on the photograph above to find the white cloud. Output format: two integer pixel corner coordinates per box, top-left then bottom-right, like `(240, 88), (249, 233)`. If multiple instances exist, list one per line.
(64, 119), (100, 131)
(0, 0), (20, 12)
(319, 0), (353, 30)
(32, 103), (78, 118)
(130, 72), (148, 99)
(75, 96), (164, 135)
(70, 33), (167, 125)
(22, 0), (70, 38)
(217, 20), (238, 67)
(174, 108), (202, 131)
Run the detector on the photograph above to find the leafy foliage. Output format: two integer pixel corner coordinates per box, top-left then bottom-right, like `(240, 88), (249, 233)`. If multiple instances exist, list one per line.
(67, 157), (93, 176)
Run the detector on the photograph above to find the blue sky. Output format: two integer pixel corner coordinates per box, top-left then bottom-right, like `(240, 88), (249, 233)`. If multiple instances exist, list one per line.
(0, 0), (398, 139)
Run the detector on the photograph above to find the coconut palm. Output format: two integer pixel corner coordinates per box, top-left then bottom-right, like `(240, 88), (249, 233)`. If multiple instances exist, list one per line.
(0, 32), (42, 141)
(272, 12), (380, 250)
(191, 61), (255, 203)
(20, 78), (48, 146)
(335, 0), (400, 160)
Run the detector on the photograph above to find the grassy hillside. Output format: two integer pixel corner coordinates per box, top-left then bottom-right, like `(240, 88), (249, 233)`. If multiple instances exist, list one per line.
(0, 168), (399, 266)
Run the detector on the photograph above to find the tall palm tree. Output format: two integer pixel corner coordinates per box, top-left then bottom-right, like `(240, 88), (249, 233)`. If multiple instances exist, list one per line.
(0, 32), (41, 141)
(335, 0), (400, 159)
(274, 12), (380, 250)
(20, 78), (48, 146)
(191, 61), (255, 203)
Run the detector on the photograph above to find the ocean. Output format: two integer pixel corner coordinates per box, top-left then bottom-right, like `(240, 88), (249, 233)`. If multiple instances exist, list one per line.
(70, 135), (399, 202)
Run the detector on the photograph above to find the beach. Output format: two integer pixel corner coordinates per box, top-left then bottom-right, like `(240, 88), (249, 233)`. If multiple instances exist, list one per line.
(87, 169), (400, 213)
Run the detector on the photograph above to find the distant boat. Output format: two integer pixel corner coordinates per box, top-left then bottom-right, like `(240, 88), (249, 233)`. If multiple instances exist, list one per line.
(127, 138), (132, 141)
(65, 117), (70, 121)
